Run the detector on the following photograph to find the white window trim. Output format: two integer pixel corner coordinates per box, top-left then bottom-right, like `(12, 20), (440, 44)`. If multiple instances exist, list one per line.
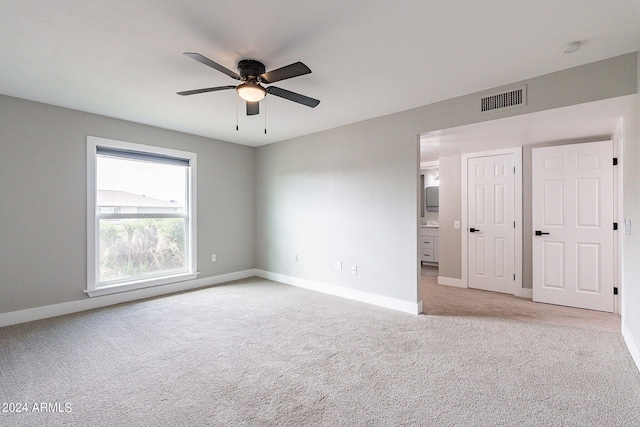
(86, 136), (198, 297)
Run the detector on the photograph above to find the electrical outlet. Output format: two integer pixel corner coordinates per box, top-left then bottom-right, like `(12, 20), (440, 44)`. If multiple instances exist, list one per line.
(334, 261), (342, 270)
(211, 254), (216, 262)
(351, 265), (357, 275)
(454, 220), (460, 229)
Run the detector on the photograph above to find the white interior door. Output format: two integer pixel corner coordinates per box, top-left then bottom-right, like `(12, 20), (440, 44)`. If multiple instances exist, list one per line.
(532, 141), (614, 312)
(467, 154), (515, 294)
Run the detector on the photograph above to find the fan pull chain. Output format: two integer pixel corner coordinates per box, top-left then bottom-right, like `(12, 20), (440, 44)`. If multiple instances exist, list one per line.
(236, 95), (239, 131)
(264, 97), (267, 134)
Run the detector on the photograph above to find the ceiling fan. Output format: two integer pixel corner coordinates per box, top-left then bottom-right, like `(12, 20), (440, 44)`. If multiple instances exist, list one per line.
(177, 52), (320, 116)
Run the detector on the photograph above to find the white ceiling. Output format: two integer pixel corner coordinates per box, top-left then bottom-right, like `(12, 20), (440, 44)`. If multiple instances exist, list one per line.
(1, 1), (639, 147)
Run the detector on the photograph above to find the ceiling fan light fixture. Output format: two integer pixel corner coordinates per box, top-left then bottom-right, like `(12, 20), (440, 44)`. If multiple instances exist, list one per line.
(236, 82), (266, 102)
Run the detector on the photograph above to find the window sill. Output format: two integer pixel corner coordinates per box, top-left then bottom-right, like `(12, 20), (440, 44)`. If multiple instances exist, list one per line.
(85, 272), (200, 297)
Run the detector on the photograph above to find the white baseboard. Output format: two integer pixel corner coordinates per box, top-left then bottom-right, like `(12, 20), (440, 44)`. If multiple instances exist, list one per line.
(622, 322), (640, 373)
(256, 270), (422, 315)
(437, 276), (466, 288)
(0, 269), (258, 328)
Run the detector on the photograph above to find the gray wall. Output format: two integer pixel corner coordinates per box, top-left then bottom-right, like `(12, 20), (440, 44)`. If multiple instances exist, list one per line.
(622, 52), (640, 357)
(255, 121), (420, 302)
(436, 155), (462, 279)
(0, 95), (255, 314)
(256, 53), (638, 305)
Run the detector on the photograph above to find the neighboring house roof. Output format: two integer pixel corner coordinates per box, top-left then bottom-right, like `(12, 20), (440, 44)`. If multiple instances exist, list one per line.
(97, 190), (181, 208)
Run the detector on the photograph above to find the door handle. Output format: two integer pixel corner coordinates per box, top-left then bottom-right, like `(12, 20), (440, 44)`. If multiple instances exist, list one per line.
(535, 230), (550, 236)
(469, 228), (480, 233)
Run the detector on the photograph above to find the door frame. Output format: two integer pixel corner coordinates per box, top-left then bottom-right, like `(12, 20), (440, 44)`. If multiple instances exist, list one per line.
(613, 126), (623, 315)
(462, 147), (523, 296)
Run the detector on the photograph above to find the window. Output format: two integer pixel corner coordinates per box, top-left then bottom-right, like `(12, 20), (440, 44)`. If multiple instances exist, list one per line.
(87, 136), (197, 297)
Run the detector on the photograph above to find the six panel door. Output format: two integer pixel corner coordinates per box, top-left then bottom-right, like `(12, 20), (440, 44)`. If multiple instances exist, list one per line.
(467, 154), (516, 294)
(532, 141), (614, 312)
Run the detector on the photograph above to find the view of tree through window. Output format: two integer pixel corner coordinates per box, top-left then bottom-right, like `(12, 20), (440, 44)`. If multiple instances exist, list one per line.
(96, 154), (189, 284)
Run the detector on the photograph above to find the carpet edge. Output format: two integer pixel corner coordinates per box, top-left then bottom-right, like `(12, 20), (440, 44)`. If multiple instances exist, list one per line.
(0, 269), (259, 327)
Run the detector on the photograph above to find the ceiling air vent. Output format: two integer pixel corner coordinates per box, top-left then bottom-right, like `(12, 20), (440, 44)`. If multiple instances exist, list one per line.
(480, 85), (526, 113)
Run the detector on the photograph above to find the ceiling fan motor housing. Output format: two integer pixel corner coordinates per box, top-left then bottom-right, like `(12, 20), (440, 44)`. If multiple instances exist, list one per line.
(237, 60), (266, 81)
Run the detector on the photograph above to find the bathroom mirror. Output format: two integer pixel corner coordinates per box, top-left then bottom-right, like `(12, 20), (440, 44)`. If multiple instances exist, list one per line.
(426, 186), (439, 212)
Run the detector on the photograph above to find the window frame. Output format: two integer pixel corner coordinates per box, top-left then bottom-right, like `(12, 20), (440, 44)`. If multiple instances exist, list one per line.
(86, 136), (198, 297)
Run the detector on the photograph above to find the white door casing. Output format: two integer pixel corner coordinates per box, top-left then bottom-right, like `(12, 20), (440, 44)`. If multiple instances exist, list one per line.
(532, 141), (614, 312)
(467, 153), (516, 294)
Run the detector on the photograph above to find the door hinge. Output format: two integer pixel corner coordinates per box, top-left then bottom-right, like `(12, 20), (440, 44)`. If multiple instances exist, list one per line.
(614, 287), (619, 295)
(613, 158), (618, 166)
(513, 167), (516, 174)
(514, 221), (516, 228)
(614, 222), (618, 230)
(513, 274), (516, 281)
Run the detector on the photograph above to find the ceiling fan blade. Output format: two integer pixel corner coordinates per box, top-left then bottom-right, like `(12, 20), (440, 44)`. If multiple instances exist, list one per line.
(260, 62), (311, 84)
(177, 85), (236, 96)
(183, 52), (241, 80)
(246, 101), (259, 116)
(266, 86), (320, 108)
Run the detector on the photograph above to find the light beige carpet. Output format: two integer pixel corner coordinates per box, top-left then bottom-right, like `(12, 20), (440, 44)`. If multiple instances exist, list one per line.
(421, 265), (621, 333)
(1, 275), (639, 426)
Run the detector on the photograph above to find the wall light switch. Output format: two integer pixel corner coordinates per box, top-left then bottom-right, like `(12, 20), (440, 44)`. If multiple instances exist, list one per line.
(454, 221), (460, 229)
(211, 254), (217, 262)
(334, 261), (342, 270)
